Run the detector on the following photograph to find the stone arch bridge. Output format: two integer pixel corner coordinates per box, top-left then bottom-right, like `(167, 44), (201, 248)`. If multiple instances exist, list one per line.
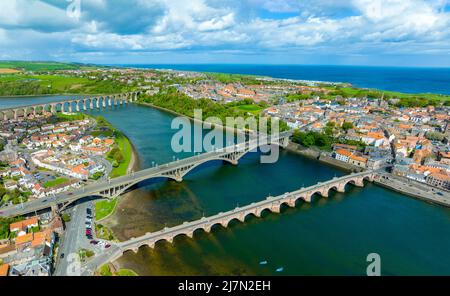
(115, 170), (375, 254)
(0, 91), (140, 121)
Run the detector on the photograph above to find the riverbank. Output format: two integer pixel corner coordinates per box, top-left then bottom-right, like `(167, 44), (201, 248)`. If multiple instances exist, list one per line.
(285, 142), (363, 172)
(94, 127), (139, 222)
(137, 101), (249, 136)
(374, 174), (450, 207)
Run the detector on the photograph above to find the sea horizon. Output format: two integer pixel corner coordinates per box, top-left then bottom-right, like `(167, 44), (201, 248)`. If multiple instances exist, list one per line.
(110, 63), (450, 96)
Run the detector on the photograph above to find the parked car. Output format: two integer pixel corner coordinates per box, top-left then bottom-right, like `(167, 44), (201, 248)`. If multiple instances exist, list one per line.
(105, 244), (111, 249)
(60, 253), (65, 259)
(90, 240), (99, 245)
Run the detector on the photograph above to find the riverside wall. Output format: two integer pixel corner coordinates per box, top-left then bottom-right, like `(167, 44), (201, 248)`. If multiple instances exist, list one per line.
(285, 142), (364, 172)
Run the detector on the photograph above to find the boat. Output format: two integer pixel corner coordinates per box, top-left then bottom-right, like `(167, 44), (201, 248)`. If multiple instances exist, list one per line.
(275, 267), (284, 272)
(259, 261), (268, 265)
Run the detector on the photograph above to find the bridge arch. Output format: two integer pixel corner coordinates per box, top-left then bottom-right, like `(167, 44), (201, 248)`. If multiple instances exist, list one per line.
(99, 175), (182, 199)
(176, 157), (236, 180)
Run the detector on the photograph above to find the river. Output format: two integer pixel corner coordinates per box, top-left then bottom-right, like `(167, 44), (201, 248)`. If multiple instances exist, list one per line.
(2, 98), (450, 275)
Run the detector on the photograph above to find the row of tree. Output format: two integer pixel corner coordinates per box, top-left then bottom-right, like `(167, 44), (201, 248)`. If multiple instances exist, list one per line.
(139, 88), (288, 132)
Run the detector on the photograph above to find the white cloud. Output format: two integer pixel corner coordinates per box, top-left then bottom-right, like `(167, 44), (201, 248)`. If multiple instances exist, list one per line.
(0, 0), (448, 65)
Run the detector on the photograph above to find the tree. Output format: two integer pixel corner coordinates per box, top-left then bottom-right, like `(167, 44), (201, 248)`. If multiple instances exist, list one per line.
(113, 150), (124, 163)
(342, 121), (354, 132)
(302, 134), (315, 147)
(425, 131), (445, 142)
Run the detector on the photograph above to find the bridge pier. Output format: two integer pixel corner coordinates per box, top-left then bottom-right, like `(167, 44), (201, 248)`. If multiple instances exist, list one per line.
(336, 184), (346, 193)
(354, 179), (365, 187)
(286, 200), (296, 207)
(270, 204), (281, 213)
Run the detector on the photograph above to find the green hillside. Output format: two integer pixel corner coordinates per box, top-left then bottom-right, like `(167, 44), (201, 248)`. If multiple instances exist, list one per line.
(0, 61), (97, 72)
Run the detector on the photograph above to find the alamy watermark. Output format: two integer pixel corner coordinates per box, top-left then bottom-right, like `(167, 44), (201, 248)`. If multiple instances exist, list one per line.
(170, 109), (281, 164)
(66, 0), (81, 20)
(366, 253), (381, 276)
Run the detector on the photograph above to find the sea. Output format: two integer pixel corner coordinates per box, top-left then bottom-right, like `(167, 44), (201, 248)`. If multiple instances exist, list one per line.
(121, 64), (450, 95)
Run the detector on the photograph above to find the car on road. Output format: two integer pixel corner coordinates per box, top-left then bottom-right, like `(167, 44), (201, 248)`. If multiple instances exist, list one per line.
(105, 244), (111, 249)
(437, 192), (444, 196)
(42, 199), (48, 203)
(68, 193), (73, 196)
(90, 240), (99, 245)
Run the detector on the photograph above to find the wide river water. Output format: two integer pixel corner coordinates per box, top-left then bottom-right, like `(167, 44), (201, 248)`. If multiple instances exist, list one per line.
(2, 97), (450, 275)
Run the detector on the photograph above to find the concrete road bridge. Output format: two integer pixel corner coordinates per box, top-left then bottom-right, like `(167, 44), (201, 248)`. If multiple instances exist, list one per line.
(0, 131), (292, 218)
(0, 92), (140, 120)
(113, 170), (375, 254)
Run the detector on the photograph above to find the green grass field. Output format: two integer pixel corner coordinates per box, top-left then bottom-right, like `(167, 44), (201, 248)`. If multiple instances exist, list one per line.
(95, 198), (118, 221)
(55, 112), (87, 121)
(0, 61), (81, 71)
(235, 104), (263, 115)
(98, 264), (138, 276)
(98, 264), (113, 276)
(0, 73), (131, 95)
(108, 133), (133, 178)
(116, 269), (138, 276)
(43, 178), (69, 188)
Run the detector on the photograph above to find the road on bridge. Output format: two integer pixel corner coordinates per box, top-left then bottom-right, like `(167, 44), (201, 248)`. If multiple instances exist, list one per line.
(0, 132), (291, 218)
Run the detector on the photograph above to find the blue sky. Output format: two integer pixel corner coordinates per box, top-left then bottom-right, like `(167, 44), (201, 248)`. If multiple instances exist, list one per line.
(0, 0), (449, 67)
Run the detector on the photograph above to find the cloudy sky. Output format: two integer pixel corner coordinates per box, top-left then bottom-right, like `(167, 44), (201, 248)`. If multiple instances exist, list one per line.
(0, 0), (449, 66)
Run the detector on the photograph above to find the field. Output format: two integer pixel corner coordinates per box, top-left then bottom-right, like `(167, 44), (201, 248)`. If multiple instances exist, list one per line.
(235, 104), (263, 115)
(98, 264), (138, 276)
(43, 178), (69, 188)
(108, 132), (133, 178)
(0, 68), (20, 74)
(55, 113), (87, 122)
(0, 73), (131, 96)
(0, 61), (82, 71)
(95, 198), (118, 221)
